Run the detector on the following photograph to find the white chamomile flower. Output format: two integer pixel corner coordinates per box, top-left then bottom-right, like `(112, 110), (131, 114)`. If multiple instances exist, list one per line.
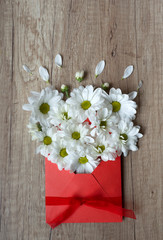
(70, 146), (100, 173)
(66, 85), (105, 122)
(22, 87), (63, 126)
(75, 70), (84, 82)
(27, 117), (46, 141)
(92, 133), (117, 161)
(90, 107), (119, 137)
(36, 127), (58, 157)
(48, 101), (72, 126)
(115, 120), (143, 157)
(60, 120), (94, 148)
(23, 82), (143, 173)
(47, 138), (73, 171)
(103, 88), (137, 121)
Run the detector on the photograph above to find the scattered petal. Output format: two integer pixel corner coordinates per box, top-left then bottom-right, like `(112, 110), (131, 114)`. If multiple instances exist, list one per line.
(128, 91), (137, 100)
(95, 60), (105, 77)
(23, 65), (32, 74)
(55, 54), (62, 68)
(122, 65), (134, 79)
(137, 80), (143, 91)
(39, 66), (49, 82)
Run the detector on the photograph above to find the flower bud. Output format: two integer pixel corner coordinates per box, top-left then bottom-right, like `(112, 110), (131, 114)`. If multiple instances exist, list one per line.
(101, 82), (109, 90)
(61, 84), (69, 92)
(75, 70), (84, 82)
(61, 84), (69, 98)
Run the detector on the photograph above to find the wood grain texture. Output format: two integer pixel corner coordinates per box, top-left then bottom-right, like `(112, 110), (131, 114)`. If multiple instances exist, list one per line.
(0, 0), (162, 239)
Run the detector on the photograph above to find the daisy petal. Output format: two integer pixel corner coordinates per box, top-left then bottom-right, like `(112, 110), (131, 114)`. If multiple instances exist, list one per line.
(128, 91), (137, 100)
(23, 64), (32, 74)
(22, 104), (33, 111)
(122, 65), (134, 79)
(55, 54), (62, 68)
(39, 66), (49, 82)
(95, 60), (105, 77)
(137, 80), (143, 91)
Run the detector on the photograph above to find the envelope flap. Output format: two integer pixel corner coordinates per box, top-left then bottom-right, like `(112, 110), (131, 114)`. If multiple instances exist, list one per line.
(92, 156), (122, 196)
(45, 158), (106, 197)
(46, 157), (121, 198)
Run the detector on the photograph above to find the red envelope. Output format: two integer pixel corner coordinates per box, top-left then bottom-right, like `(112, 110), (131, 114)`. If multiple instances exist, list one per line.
(45, 156), (135, 228)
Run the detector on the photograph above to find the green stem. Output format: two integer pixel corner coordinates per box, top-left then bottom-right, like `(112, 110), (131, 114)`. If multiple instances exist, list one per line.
(77, 78), (82, 82)
(65, 91), (69, 98)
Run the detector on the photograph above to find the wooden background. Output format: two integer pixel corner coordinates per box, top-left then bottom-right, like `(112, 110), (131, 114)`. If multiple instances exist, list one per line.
(0, 0), (162, 239)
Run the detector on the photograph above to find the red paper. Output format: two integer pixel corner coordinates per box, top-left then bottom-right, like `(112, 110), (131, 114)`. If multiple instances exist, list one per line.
(45, 156), (124, 227)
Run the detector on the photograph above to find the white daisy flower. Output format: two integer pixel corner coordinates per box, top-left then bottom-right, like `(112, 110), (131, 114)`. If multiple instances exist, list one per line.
(47, 138), (73, 171)
(22, 87), (63, 126)
(60, 120), (94, 148)
(27, 117), (46, 141)
(115, 120), (143, 157)
(36, 127), (58, 157)
(48, 101), (72, 126)
(89, 107), (119, 137)
(70, 146), (100, 173)
(103, 88), (137, 121)
(23, 83), (143, 173)
(92, 133), (117, 161)
(66, 85), (105, 122)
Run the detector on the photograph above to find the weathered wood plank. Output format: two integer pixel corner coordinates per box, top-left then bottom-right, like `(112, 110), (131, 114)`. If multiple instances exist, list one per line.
(0, 1), (13, 239)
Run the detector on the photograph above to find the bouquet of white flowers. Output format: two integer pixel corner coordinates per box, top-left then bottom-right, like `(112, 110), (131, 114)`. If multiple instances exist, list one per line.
(23, 84), (143, 173)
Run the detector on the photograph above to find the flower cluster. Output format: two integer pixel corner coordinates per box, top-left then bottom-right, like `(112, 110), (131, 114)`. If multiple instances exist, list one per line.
(23, 85), (142, 173)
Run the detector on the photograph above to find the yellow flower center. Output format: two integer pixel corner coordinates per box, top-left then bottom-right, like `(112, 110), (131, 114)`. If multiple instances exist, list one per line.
(36, 122), (42, 131)
(61, 112), (70, 120)
(39, 103), (50, 114)
(72, 131), (80, 140)
(112, 101), (121, 112)
(79, 156), (88, 164)
(100, 121), (107, 128)
(119, 133), (128, 141)
(43, 136), (52, 145)
(81, 100), (91, 110)
(96, 145), (105, 153)
(60, 148), (68, 158)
